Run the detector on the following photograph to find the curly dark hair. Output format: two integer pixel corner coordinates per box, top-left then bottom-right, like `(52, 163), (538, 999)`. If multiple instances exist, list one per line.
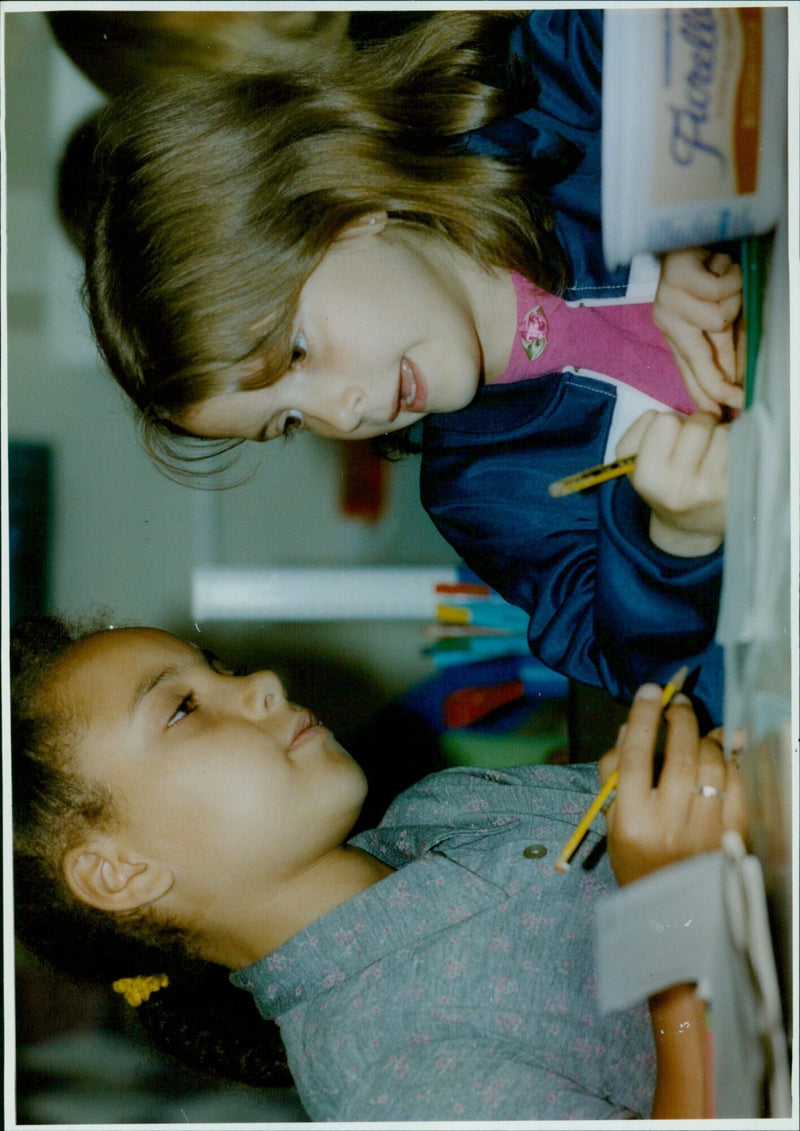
(11, 614), (292, 1087)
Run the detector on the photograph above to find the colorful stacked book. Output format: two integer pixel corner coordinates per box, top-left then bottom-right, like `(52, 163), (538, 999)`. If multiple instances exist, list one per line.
(422, 572), (531, 669)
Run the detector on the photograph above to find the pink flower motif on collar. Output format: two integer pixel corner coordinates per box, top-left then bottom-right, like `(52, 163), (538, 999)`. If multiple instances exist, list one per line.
(518, 305), (548, 362)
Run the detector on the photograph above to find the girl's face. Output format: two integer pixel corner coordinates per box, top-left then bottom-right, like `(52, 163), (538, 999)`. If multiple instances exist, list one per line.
(181, 219), (509, 443)
(58, 628), (367, 909)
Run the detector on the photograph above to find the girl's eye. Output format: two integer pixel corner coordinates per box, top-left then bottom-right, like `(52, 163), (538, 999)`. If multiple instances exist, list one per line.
(282, 410), (304, 439)
(290, 332), (307, 367)
(168, 694), (197, 727)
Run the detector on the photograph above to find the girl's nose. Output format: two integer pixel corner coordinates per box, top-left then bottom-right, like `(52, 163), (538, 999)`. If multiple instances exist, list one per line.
(238, 670), (287, 719)
(325, 385), (365, 434)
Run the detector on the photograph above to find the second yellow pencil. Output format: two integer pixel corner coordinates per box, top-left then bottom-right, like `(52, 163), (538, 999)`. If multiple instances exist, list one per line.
(554, 667), (690, 873)
(548, 454), (636, 497)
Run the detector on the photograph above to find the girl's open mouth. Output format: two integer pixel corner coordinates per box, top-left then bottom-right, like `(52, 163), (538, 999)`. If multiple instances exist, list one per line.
(396, 356), (428, 416)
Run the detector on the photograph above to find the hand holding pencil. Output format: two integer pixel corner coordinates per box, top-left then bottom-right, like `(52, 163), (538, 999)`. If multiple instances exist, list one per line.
(592, 682), (747, 888)
(547, 409), (729, 551)
(555, 668), (688, 873)
(616, 410), (729, 558)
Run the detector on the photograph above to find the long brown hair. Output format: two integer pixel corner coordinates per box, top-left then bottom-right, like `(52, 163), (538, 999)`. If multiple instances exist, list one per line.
(85, 11), (569, 475)
(48, 9), (352, 98)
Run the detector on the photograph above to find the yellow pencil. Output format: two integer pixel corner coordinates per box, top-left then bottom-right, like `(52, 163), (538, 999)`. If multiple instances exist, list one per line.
(554, 666), (690, 873)
(548, 454), (637, 498)
(554, 770), (619, 874)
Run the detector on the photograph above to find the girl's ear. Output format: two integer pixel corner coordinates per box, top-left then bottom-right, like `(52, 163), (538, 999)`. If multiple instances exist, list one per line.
(63, 840), (174, 913)
(334, 211), (389, 241)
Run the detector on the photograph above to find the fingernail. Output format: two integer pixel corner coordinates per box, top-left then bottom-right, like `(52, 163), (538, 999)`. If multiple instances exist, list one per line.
(616, 723), (628, 743)
(670, 692), (692, 706)
(635, 684), (662, 700)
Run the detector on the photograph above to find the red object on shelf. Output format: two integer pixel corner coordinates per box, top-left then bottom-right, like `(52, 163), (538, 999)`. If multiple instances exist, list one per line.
(339, 440), (387, 522)
(443, 680), (525, 729)
(435, 582), (493, 597)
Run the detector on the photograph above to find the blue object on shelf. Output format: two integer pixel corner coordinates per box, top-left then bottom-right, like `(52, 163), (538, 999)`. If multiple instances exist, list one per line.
(400, 654), (568, 735)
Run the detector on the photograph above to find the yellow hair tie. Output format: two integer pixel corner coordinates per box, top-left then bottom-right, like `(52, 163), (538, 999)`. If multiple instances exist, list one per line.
(112, 974), (169, 1007)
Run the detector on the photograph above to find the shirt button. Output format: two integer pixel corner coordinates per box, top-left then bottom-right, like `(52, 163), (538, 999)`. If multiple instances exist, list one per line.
(523, 844), (547, 859)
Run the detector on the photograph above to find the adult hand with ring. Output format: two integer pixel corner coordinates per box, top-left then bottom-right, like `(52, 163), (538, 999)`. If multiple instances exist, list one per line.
(694, 783), (726, 799)
(599, 686), (748, 888)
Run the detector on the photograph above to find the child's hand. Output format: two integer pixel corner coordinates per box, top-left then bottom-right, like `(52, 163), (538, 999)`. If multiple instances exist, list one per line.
(599, 685), (747, 888)
(616, 409), (728, 557)
(654, 248), (745, 416)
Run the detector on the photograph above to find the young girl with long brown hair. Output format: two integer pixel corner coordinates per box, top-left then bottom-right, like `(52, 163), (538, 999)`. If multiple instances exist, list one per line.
(84, 9), (741, 724)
